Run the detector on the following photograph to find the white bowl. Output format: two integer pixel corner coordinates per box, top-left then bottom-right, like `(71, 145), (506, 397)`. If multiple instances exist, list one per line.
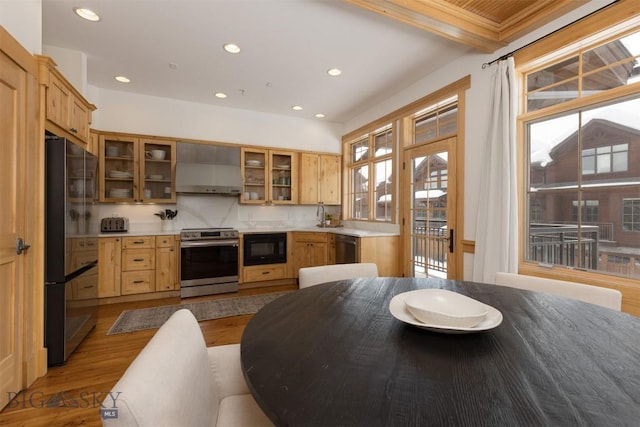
(105, 146), (120, 157)
(151, 150), (166, 160)
(403, 289), (488, 328)
(149, 174), (163, 180)
(245, 160), (262, 166)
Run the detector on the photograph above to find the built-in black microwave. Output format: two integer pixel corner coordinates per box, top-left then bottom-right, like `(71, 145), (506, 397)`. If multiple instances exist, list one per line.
(243, 233), (287, 266)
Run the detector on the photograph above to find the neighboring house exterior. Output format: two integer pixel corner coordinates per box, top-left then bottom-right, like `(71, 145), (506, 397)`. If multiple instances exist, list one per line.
(529, 118), (640, 277)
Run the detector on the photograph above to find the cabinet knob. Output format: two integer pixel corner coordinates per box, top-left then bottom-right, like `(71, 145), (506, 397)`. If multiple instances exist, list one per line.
(70, 127), (78, 133)
(133, 280), (144, 284)
(133, 258), (145, 262)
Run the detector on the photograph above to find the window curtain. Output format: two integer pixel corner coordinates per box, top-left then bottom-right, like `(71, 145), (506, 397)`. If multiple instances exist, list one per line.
(472, 57), (518, 283)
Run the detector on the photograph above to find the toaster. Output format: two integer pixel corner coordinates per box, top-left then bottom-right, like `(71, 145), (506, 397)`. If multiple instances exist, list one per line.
(100, 217), (129, 233)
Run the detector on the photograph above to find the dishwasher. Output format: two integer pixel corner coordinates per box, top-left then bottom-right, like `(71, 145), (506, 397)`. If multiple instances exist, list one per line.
(335, 234), (359, 264)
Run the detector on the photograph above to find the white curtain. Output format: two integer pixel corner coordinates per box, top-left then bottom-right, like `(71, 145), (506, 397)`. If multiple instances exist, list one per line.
(472, 57), (518, 283)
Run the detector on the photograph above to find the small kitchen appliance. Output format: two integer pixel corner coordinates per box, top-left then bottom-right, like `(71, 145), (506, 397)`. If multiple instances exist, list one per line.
(100, 216), (129, 232)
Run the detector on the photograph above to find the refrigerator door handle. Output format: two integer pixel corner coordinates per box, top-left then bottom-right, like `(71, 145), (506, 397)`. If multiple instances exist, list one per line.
(16, 237), (31, 255)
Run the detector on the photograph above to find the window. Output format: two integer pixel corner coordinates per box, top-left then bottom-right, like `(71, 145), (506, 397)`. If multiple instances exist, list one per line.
(582, 144), (628, 175)
(414, 99), (458, 144)
(623, 199), (640, 231)
(345, 125), (394, 222)
(520, 22), (640, 281)
(572, 200), (600, 223)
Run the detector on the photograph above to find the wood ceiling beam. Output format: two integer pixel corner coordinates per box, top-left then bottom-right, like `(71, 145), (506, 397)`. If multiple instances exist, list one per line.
(345, 0), (589, 54)
(345, 0), (505, 53)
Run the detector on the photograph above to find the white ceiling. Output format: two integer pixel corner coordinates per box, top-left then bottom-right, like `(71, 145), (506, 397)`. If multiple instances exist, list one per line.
(42, 0), (473, 124)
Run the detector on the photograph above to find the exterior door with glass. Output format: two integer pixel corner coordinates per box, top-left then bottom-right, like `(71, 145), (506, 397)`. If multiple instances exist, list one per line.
(403, 137), (458, 279)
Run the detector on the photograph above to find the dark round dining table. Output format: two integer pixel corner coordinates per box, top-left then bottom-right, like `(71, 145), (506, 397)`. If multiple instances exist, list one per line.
(240, 277), (640, 426)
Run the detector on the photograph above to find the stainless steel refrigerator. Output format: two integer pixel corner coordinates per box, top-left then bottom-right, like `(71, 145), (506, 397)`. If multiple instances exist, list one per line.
(44, 135), (98, 366)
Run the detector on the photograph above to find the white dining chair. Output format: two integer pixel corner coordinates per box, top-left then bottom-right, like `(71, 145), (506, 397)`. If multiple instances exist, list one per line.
(102, 309), (273, 427)
(494, 272), (622, 311)
(298, 263), (379, 288)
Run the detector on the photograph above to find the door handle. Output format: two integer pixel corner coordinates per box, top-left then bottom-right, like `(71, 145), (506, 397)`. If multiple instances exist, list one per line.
(16, 237), (31, 255)
(448, 229), (454, 253)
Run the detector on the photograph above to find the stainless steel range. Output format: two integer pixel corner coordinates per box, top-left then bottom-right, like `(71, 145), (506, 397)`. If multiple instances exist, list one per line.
(180, 228), (239, 298)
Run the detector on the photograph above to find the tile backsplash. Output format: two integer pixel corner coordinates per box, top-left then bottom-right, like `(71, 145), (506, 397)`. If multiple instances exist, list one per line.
(91, 195), (341, 233)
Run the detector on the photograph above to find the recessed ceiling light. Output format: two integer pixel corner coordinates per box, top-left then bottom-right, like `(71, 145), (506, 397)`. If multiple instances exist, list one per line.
(223, 43), (241, 54)
(327, 68), (342, 76)
(73, 7), (100, 22)
(114, 76), (130, 83)
(215, 92), (227, 99)
(292, 105), (303, 111)
(315, 113), (325, 118)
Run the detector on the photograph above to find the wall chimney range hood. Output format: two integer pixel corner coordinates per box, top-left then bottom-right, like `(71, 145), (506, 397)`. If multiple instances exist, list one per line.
(175, 142), (242, 195)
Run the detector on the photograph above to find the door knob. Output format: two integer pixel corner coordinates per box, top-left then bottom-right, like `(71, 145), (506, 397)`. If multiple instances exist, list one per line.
(16, 237), (31, 255)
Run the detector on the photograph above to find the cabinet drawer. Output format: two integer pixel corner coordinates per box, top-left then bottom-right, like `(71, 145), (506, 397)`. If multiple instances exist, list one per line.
(122, 236), (154, 249)
(71, 274), (97, 300)
(122, 249), (155, 271)
(70, 250), (98, 272)
(155, 235), (175, 248)
(243, 264), (287, 283)
(71, 237), (98, 251)
(294, 232), (328, 243)
(121, 270), (155, 295)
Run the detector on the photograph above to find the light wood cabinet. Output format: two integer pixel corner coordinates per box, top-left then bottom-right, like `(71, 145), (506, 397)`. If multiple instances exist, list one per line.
(121, 236), (156, 295)
(36, 56), (95, 146)
(241, 148), (298, 204)
(98, 237), (121, 298)
(155, 235), (178, 291)
(293, 232), (331, 274)
(98, 235), (178, 298)
(299, 153), (341, 205)
(327, 233), (336, 265)
(121, 270), (155, 295)
(359, 235), (400, 277)
(69, 237), (98, 300)
(98, 134), (176, 203)
(243, 264), (288, 283)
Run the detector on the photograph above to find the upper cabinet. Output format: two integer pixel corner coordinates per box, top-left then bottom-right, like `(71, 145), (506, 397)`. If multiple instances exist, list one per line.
(299, 153), (341, 205)
(99, 134), (176, 203)
(241, 148), (298, 204)
(36, 56), (96, 146)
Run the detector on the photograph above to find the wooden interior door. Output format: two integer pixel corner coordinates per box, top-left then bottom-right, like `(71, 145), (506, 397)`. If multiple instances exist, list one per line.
(403, 137), (459, 279)
(0, 50), (26, 410)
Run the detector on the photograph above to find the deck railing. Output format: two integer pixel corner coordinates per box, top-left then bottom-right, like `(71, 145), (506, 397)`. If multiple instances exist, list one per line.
(528, 223), (599, 269)
(413, 220), (448, 273)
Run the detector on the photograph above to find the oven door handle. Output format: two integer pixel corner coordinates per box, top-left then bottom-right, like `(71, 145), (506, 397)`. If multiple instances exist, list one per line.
(180, 240), (239, 248)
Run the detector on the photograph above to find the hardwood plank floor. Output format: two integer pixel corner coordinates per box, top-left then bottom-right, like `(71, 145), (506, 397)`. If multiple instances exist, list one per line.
(0, 285), (297, 427)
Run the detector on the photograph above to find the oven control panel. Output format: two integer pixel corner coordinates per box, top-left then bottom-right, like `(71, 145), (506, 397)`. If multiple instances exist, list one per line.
(180, 228), (239, 241)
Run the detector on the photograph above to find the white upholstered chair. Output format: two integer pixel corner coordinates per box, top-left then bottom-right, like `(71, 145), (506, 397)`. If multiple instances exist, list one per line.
(494, 272), (622, 311)
(298, 262), (379, 289)
(101, 309), (272, 427)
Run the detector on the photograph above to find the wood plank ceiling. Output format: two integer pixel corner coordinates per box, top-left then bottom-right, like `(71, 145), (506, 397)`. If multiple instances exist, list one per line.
(345, 0), (590, 53)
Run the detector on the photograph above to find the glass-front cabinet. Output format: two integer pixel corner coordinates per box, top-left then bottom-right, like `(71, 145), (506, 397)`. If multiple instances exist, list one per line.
(241, 148), (297, 204)
(99, 134), (176, 203)
(140, 139), (176, 202)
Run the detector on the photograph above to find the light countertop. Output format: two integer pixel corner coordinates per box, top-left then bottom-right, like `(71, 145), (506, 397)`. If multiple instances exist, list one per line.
(99, 227), (398, 238)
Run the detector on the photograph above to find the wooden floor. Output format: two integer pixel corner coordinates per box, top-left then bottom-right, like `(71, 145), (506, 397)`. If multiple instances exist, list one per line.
(0, 285), (297, 427)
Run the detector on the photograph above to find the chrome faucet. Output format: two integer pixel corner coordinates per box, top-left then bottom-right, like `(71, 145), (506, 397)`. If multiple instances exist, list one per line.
(316, 202), (325, 228)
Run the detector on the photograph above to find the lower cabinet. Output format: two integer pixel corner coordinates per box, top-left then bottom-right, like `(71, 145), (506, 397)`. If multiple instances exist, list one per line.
(293, 232), (333, 274)
(98, 234), (178, 299)
(155, 235), (178, 291)
(98, 237), (121, 298)
(243, 263), (287, 283)
(359, 235), (399, 277)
